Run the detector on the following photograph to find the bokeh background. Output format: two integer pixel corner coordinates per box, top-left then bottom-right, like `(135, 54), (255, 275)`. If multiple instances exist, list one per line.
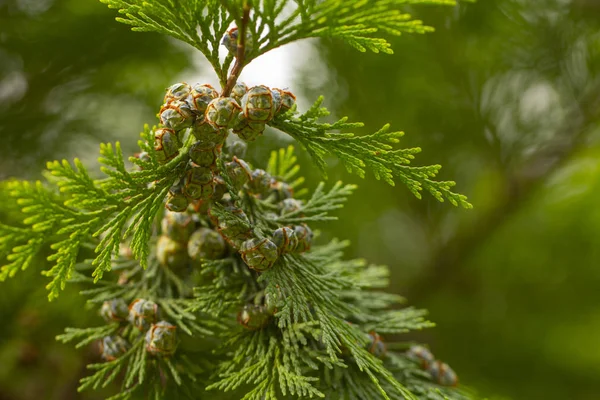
(1, 0), (600, 399)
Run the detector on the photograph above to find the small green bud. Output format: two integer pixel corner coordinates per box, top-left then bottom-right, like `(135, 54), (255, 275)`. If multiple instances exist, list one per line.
(206, 97), (242, 129)
(100, 299), (129, 323)
(240, 237), (279, 272)
(100, 335), (129, 361)
(188, 83), (218, 114)
(159, 100), (195, 131)
(145, 321), (178, 356)
(156, 235), (189, 271)
(237, 304), (271, 330)
(165, 183), (190, 212)
(241, 85), (275, 122)
(154, 128), (181, 164)
(128, 299), (158, 331)
(183, 165), (215, 200)
(188, 227), (226, 262)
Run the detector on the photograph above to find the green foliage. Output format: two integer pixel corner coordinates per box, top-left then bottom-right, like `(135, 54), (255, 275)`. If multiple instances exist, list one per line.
(0, 0), (474, 399)
(270, 97), (472, 207)
(100, 0), (458, 86)
(0, 127), (192, 300)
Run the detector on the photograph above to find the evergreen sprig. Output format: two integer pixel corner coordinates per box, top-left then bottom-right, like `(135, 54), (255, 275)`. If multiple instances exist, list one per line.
(0, 127), (191, 300)
(100, 0), (457, 84)
(0, 1), (475, 399)
(270, 97), (472, 208)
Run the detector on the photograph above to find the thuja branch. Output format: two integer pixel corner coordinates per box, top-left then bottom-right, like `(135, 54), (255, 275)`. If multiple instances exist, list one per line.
(222, 0), (251, 96)
(0, 1), (474, 398)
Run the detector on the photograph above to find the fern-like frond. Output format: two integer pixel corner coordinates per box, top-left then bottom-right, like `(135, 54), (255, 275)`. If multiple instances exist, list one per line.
(269, 97), (472, 208)
(255, 0), (457, 55)
(0, 127), (192, 299)
(275, 181), (357, 224)
(99, 0), (457, 84)
(208, 326), (326, 399)
(99, 0), (234, 85)
(266, 145), (306, 194)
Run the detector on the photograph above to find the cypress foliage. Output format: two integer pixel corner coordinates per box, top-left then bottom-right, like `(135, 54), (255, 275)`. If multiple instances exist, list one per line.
(0, 1), (475, 398)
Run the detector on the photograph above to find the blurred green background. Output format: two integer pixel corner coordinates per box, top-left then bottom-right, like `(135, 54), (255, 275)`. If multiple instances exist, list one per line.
(2, 0), (600, 399)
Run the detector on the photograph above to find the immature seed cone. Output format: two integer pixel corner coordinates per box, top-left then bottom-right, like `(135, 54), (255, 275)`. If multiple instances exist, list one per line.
(188, 83), (218, 114)
(272, 226), (298, 254)
(166, 183), (190, 213)
(205, 97), (242, 129)
(187, 227), (226, 262)
(225, 135), (248, 158)
(246, 169), (274, 197)
(159, 100), (195, 131)
(128, 299), (158, 331)
(293, 224), (313, 253)
(154, 128), (181, 164)
(225, 157), (252, 187)
(427, 360), (458, 387)
(189, 141), (221, 168)
(231, 82), (248, 104)
(164, 82), (192, 104)
(406, 345), (435, 369)
(156, 235), (189, 271)
(280, 198), (303, 215)
(183, 165), (215, 200)
(145, 321), (178, 356)
(100, 298), (129, 323)
(161, 210), (195, 243)
(211, 207), (252, 249)
(212, 176), (227, 202)
(100, 335), (129, 361)
(233, 120), (265, 142)
(272, 88), (296, 116)
(366, 331), (386, 358)
(241, 85), (276, 122)
(269, 181), (293, 202)
(237, 304), (271, 330)
(221, 27), (253, 56)
(239, 238), (279, 272)
(190, 117), (219, 142)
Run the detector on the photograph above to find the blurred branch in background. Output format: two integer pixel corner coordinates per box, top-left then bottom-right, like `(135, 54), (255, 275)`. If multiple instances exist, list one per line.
(0, 0), (191, 180)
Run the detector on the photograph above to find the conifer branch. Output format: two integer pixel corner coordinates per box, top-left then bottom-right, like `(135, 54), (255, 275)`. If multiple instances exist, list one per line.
(1, 2), (474, 399)
(269, 97), (472, 208)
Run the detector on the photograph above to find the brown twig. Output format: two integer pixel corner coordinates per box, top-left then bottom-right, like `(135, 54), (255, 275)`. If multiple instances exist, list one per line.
(222, 1), (251, 97)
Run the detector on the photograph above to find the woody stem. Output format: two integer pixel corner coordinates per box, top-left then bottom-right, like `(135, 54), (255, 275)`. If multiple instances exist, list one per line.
(222, 2), (251, 97)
